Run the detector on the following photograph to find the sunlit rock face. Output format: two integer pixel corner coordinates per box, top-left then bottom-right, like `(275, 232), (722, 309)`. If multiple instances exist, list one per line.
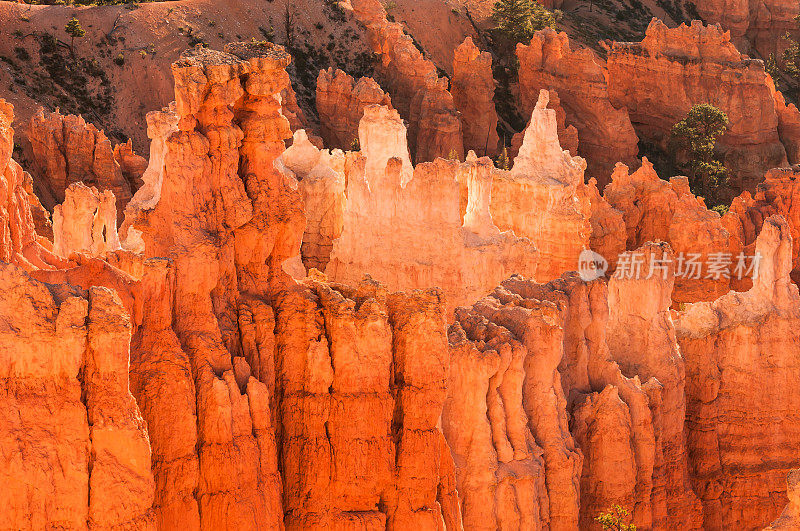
(52, 183), (121, 259)
(0, 99), (68, 271)
(452, 37), (500, 158)
(28, 107), (145, 220)
(517, 28), (639, 187)
(606, 19), (789, 201)
(676, 215), (800, 530)
(316, 68), (392, 150)
(691, 0), (799, 61)
(725, 166), (800, 288)
(602, 158), (737, 304)
(492, 89), (591, 282)
(445, 263), (701, 530)
(326, 104), (536, 316)
(0, 262), (155, 530)
(121, 43), (464, 529)
(350, 0), (464, 163)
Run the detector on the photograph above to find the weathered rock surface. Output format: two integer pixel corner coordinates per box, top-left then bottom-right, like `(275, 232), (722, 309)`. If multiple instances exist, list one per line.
(692, 0), (799, 60)
(767, 469), (800, 529)
(445, 268), (696, 530)
(493, 90), (591, 281)
(350, 0), (464, 163)
(725, 166), (800, 287)
(517, 29), (639, 186)
(607, 19), (789, 200)
(0, 262), (155, 530)
(0, 100), (68, 271)
(316, 68), (392, 150)
(452, 37), (499, 157)
(602, 159), (737, 304)
(120, 43), (463, 529)
(771, 79), (800, 165)
(27, 108), (145, 220)
(676, 215), (800, 529)
(275, 278), (462, 529)
(52, 183), (121, 258)
(607, 242), (704, 528)
(327, 104), (536, 315)
(276, 129), (345, 272)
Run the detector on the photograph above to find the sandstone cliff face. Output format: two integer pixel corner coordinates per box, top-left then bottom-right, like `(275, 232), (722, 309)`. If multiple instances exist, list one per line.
(350, 0), (464, 163)
(676, 215), (800, 529)
(275, 129), (345, 272)
(767, 470), (800, 529)
(124, 42), (293, 529)
(27, 108), (145, 221)
(492, 90), (591, 281)
(607, 19), (788, 199)
(517, 29), (639, 186)
(607, 242), (704, 528)
(275, 278), (462, 529)
(316, 68), (392, 150)
(445, 268), (697, 530)
(327, 104), (536, 316)
(602, 159), (737, 304)
(725, 166), (800, 287)
(120, 43), (463, 529)
(452, 37), (499, 157)
(0, 262), (155, 530)
(692, 0), (799, 60)
(0, 100), (68, 271)
(52, 183), (121, 258)
(770, 79), (800, 165)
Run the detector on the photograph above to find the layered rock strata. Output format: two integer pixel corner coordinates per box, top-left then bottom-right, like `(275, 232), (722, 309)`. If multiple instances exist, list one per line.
(602, 159), (737, 303)
(28, 108), (145, 220)
(52, 183), (121, 258)
(452, 37), (499, 157)
(0, 263), (155, 530)
(316, 68), (392, 150)
(517, 29), (639, 186)
(676, 215), (800, 529)
(350, 0), (464, 163)
(326, 104), (536, 315)
(692, 0), (799, 60)
(0, 100), (68, 271)
(491, 90), (591, 281)
(606, 19), (789, 199)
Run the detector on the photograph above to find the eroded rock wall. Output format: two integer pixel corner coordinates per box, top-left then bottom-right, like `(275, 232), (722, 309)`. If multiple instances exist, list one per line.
(676, 215), (800, 529)
(492, 90), (591, 281)
(0, 263), (155, 530)
(28, 108), (145, 220)
(607, 19), (788, 199)
(316, 68), (392, 150)
(517, 29), (639, 186)
(452, 37), (499, 158)
(350, 0), (464, 163)
(326, 104), (536, 316)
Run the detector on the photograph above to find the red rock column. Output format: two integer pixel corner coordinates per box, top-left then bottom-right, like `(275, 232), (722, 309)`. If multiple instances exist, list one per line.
(677, 216), (800, 529)
(452, 37), (499, 157)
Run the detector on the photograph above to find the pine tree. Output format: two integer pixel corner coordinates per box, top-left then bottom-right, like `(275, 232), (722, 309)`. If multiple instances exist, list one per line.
(596, 505), (637, 531)
(783, 14), (800, 84)
(64, 16), (85, 54)
(492, 0), (559, 44)
(670, 103), (730, 204)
